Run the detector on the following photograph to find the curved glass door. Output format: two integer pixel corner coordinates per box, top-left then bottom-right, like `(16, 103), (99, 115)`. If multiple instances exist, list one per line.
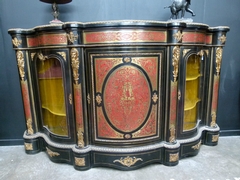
(183, 54), (201, 131)
(37, 58), (68, 136)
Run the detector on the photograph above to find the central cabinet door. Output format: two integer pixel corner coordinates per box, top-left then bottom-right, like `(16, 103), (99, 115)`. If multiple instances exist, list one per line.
(87, 47), (164, 146)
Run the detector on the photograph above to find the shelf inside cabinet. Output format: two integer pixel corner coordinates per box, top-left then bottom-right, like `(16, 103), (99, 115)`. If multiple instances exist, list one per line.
(184, 98), (201, 111)
(186, 74), (202, 81)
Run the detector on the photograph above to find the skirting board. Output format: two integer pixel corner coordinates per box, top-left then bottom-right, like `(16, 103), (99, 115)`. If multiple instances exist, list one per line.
(0, 139), (24, 146)
(220, 130), (240, 136)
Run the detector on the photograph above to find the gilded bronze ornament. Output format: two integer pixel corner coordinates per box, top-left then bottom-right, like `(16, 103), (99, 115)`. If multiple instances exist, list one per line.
(113, 156), (143, 167)
(123, 57), (131, 63)
(169, 124), (176, 143)
(216, 47), (223, 76)
(197, 50), (204, 57)
(77, 128), (84, 148)
(178, 90), (181, 100)
(172, 46), (180, 82)
(70, 48), (80, 84)
(37, 53), (48, 61)
(31, 53), (36, 61)
(75, 157), (85, 166)
(46, 147), (60, 157)
(12, 37), (22, 47)
(87, 93), (91, 104)
(57, 52), (66, 61)
(16, 51), (25, 81)
(204, 50), (209, 57)
(173, 31), (183, 42)
(211, 112), (217, 127)
(183, 49), (191, 57)
(26, 119), (34, 135)
(96, 94), (102, 105)
(152, 92), (158, 103)
(69, 94), (72, 105)
(24, 143), (33, 150)
(192, 141), (201, 150)
(218, 34), (227, 44)
(67, 31), (78, 44)
(169, 153), (179, 162)
(212, 135), (219, 142)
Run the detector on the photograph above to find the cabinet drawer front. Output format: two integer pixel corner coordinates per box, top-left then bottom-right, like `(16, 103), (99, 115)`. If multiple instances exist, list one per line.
(93, 149), (162, 170)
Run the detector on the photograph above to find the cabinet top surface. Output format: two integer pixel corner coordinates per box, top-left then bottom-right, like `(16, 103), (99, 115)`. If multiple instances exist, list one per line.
(8, 20), (230, 33)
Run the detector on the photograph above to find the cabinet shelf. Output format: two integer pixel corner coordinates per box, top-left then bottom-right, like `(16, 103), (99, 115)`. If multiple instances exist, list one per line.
(186, 74), (202, 81)
(42, 106), (66, 116)
(184, 98), (201, 111)
(183, 122), (196, 130)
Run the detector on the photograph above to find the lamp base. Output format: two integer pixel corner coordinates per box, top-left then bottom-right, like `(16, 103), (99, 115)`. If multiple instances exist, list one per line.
(50, 19), (63, 24)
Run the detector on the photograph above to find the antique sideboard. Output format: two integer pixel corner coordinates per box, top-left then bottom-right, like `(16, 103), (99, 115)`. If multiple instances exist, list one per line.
(9, 20), (229, 170)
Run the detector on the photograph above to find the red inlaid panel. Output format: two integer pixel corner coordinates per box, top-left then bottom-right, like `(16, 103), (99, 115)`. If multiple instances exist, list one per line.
(84, 30), (166, 44)
(27, 34), (67, 47)
(21, 81), (33, 121)
(104, 66), (151, 132)
(38, 34), (67, 46)
(74, 84), (84, 128)
(95, 58), (122, 92)
(97, 108), (123, 138)
(132, 57), (158, 90)
(132, 106), (157, 138)
(206, 34), (213, 45)
(94, 54), (160, 141)
(27, 37), (39, 47)
(182, 32), (206, 43)
(211, 76), (220, 112)
(170, 81), (178, 124)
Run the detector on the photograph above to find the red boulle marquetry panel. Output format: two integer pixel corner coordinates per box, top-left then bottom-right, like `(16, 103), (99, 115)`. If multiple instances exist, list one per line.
(21, 80), (34, 135)
(182, 32), (206, 43)
(27, 34), (67, 47)
(83, 30), (166, 44)
(27, 37), (39, 47)
(206, 34), (213, 45)
(104, 66), (150, 132)
(21, 81), (33, 122)
(169, 82), (178, 125)
(74, 84), (84, 130)
(92, 54), (161, 143)
(211, 76), (220, 113)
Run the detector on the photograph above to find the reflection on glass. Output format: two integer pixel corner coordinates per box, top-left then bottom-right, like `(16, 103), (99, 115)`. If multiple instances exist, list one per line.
(37, 58), (68, 136)
(183, 54), (201, 131)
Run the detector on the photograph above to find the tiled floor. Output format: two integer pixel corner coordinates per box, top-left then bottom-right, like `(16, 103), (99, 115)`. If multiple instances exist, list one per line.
(0, 136), (240, 180)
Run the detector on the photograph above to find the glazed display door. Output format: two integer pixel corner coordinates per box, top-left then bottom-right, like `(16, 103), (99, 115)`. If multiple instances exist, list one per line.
(87, 47), (164, 146)
(178, 49), (205, 136)
(33, 51), (74, 142)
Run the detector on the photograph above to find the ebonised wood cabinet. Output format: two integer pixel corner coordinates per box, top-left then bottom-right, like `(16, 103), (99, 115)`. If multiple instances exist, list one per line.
(8, 20), (229, 170)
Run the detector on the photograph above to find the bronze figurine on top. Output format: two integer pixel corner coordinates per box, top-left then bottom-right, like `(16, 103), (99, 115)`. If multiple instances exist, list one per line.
(165, 0), (196, 19)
